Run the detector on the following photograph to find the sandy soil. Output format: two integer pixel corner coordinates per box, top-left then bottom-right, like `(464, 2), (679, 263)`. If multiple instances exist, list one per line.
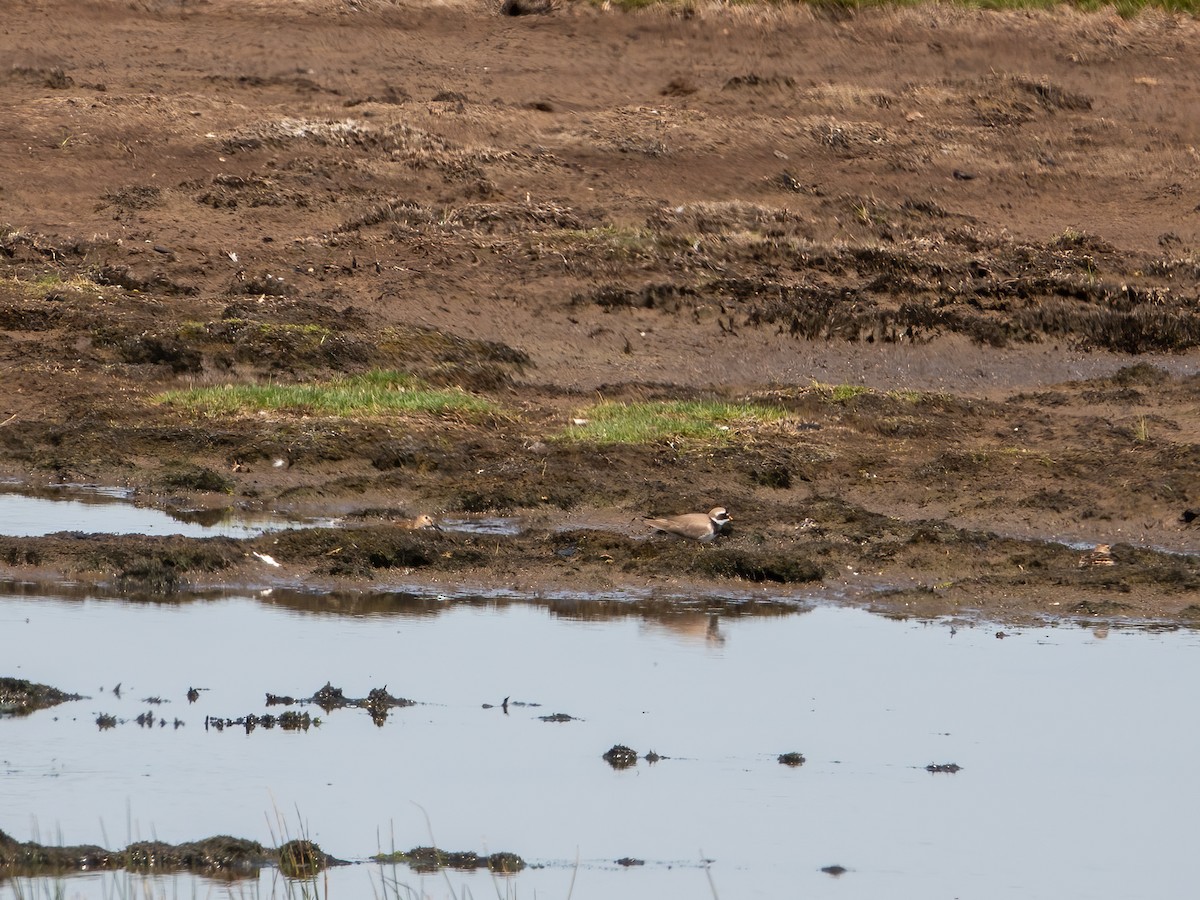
(1, 0), (1199, 623)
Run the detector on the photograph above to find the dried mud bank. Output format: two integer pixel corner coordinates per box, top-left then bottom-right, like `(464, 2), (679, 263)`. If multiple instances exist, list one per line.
(1, 1), (1199, 622)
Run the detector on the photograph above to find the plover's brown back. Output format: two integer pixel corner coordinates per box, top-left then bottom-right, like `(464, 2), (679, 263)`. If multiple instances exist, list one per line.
(644, 507), (731, 542)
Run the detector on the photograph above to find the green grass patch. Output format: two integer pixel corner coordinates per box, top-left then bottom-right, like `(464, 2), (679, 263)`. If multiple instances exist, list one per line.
(822, 383), (872, 403)
(6, 272), (106, 301)
(239, 321), (333, 340)
(155, 370), (499, 418)
(176, 319), (334, 343)
(559, 399), (788, 444)
(814, 383), (935, 404)
(586, 0), (1200, 17)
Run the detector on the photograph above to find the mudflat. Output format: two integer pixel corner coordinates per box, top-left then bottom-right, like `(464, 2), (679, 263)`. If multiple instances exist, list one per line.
(2, 0), (1198, 622)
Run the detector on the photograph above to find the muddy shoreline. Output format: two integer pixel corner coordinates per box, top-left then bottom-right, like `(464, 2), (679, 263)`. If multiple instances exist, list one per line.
(2, 0), (1199, 627)
(0, 504), (1197, 626)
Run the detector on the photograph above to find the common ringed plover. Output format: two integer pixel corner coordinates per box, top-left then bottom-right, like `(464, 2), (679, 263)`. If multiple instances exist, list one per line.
(1078, 543), (1113, 567)
(399, 513), (442, 531)
(644, 507), (731, 542)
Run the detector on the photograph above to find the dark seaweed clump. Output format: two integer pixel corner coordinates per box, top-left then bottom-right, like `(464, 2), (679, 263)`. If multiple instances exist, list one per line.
(374, 846), (525, 873)
(0, 677), (83, 716)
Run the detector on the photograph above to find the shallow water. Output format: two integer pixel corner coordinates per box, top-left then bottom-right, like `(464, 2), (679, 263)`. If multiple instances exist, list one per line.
(2, 592), (1199, 899)
(437, 515), (523, 536)
(0, 488), (324, 538)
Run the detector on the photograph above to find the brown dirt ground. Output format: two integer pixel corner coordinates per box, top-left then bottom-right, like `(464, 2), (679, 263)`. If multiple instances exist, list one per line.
(2, 0), (1199, 624)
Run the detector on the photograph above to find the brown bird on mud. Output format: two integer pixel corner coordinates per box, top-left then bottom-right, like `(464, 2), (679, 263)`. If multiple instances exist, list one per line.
(644, 507), (732, 542)
(398, 514), (442, 531)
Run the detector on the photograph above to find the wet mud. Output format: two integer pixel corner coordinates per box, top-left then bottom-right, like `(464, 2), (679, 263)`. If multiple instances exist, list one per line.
(0, 499), (1197, 624)
(1, 2), (1200, 628)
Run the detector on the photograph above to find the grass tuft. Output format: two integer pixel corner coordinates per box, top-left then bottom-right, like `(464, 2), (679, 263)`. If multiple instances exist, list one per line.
(590, 0), (1200, 18)
(155, 370), (499, 419)
(822, 383), (873, 403)
(559, 399), (787, 444)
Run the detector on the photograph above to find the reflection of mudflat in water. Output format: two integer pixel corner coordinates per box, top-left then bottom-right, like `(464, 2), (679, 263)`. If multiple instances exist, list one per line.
(0, 487), (326, 538)
(3, 592), (1199, 899)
